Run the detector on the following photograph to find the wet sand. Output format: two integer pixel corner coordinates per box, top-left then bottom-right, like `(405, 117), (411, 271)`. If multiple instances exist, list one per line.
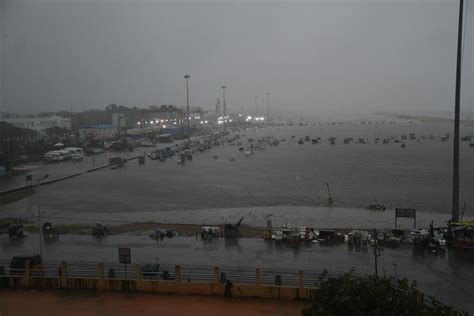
(110, 222), (266, 237)
(0, 290), (306, 316)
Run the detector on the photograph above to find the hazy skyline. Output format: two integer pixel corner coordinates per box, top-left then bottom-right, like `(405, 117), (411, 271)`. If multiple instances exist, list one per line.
(0, 0), (473, 115)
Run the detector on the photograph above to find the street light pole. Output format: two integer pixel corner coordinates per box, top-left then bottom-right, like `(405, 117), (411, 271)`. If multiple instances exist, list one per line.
(266, 92), (270, 121)
(222, 86), (226, 132)
(184, 74), (191, 135)
(452, 0), (464, 222)
(255, 96), (258, 116)
(37, 174), (48, 265)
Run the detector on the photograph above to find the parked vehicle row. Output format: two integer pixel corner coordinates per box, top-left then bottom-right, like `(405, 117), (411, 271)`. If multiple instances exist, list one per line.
(43, 147), (84, 162)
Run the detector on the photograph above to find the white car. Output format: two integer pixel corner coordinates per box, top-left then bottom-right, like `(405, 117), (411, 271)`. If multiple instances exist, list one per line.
(43, 152), (63, 162)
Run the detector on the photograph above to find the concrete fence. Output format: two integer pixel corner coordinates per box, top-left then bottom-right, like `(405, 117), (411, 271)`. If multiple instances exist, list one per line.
(0, 261), (317, 301)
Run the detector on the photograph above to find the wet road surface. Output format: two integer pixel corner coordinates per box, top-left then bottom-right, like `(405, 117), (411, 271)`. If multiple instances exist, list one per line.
(1, 233), (473, 312)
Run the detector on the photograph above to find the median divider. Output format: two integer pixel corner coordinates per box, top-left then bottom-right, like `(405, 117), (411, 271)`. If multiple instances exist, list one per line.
(86, 164), (112, 172)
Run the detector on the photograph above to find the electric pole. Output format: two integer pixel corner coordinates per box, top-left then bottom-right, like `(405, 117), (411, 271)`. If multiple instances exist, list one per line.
(184, 74), (191, 132)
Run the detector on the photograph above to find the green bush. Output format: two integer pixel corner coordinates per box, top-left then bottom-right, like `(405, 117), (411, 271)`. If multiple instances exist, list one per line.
(302, 270), (467, 316)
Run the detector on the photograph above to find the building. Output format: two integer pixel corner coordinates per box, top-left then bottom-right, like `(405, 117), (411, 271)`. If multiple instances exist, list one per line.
(139, 105), (183, 127)
(79, 124), (118, 140)
(0, 115), (72, 131)
(112, 113), (126, 128)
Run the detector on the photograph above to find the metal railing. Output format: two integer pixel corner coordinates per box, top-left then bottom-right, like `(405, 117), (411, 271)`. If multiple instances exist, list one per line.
(0, 260), (335, 288)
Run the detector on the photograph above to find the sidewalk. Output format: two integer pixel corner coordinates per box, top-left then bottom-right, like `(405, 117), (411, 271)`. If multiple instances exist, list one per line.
(0, 290), (306, 316)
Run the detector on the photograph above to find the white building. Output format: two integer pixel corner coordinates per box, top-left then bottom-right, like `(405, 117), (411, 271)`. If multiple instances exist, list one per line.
(0, 115), (72, 131)
(112, 113), (126, 127)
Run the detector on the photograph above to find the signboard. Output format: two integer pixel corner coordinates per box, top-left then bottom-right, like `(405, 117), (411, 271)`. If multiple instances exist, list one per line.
(118, 247), (131, 264)
(395, 208), (416, 229)
(395, 208), (416, 218)
(0, 166), (8, 177)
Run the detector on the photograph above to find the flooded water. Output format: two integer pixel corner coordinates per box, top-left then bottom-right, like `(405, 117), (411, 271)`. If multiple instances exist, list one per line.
(1, 120), (473, 229)
(1, 233), (473, 312)
(1, 122), (473, 312)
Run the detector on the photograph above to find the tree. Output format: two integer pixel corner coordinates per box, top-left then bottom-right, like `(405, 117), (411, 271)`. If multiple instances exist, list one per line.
(105, 104), (118, 112)
(302, 270), (467, 316)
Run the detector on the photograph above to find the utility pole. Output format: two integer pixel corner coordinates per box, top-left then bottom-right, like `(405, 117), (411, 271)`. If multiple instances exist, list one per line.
(255, 96), (258, 116)
(452, 0), (464, 222)
(326, 183), (333, 205)
(37, 174), (49, 275)
(184, 74), (191, 135)
(373, 229), (380, 277)
(266, 92), (270, 121)
(215, 97), (220, 118)
(222, 86), (227, 132)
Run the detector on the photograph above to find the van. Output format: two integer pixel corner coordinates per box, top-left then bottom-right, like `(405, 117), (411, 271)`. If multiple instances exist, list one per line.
(43, 152), (63, 162)
(65, 147), (84, 157)
(54, 150), (72, 160)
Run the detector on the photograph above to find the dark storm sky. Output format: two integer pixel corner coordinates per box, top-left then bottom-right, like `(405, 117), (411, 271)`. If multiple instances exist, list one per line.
(0, 0), (472, 115)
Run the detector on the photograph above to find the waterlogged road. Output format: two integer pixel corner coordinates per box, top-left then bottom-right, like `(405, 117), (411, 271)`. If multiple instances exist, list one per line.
(1, 233), (473, 312)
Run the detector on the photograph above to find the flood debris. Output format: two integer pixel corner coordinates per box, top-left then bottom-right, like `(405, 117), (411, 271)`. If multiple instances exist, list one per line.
(224, 217), (244, 238)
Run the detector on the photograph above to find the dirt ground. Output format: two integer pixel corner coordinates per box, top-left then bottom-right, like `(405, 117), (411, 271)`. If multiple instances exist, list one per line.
(0, 290), (306, 316)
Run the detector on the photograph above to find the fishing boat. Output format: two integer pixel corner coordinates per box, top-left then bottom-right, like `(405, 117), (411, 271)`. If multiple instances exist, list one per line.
(291, 230), (301, 245)
(429, 232), (447, 250)
(447, 221), (474, 250)
(410, 228), (430, 247)
(140, 140), (154, 147)
(366, 204), (386, 211)
(273, 230), (283, 242)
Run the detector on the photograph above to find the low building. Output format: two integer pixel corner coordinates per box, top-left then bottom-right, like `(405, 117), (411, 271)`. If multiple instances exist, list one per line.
(79, 124), (118, 140)
(112, 113), (127, 128)
(0, 115), (71, 131)
(138, 105), (183, 127)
